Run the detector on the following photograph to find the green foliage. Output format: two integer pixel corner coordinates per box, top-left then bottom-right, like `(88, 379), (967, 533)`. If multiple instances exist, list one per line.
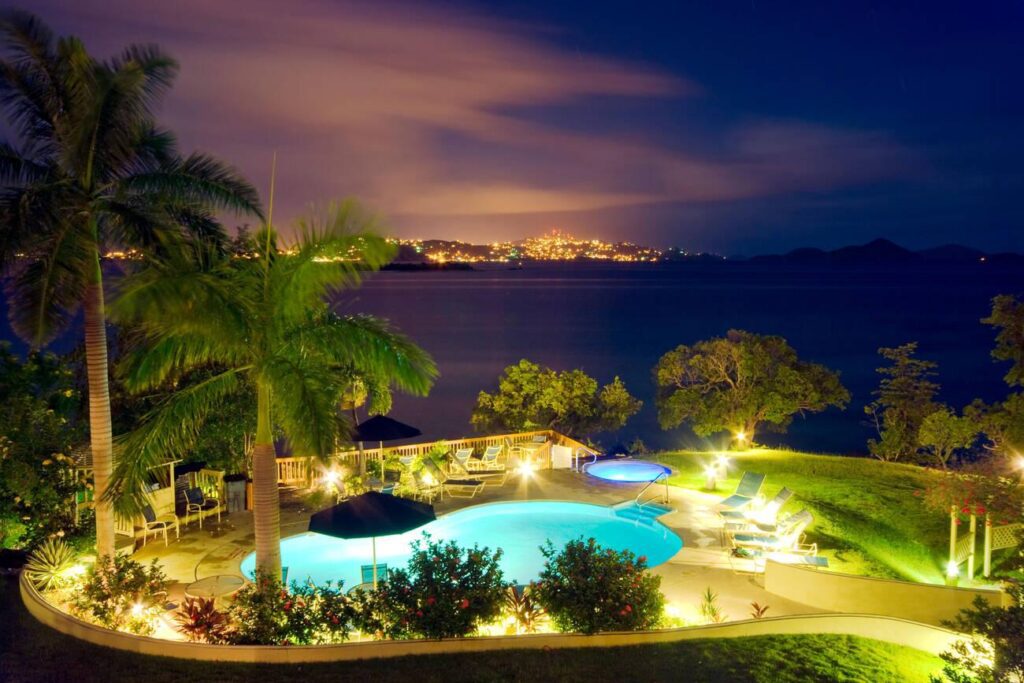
(358, 534), (506, 639)
(471, 359), (641, 437)
(223, 571), (356, 645)
(749, 602), (770, 619)
(920, 459), (1024, 527)
(983, 294), (1024, 388)
(932, 582), (1024, 683)
(653, 330), (849, 441)
(967, 394), (1024, 459)
(174, 597), (230, 643)
(533, 537), (664, 634)
(108, 201), (437, 516)
(0, 343), (87, 550)
(866, 343), (940, 462)
(918, 407), (978, 469)
(24, 538), (79, 591)
(71, 555), (168, 634)
(503, 584), (546, 634)
(698, 586), (727, 624)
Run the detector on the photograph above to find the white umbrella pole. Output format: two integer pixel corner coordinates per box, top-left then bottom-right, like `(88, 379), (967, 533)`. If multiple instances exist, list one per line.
(372, 537), (378, 588)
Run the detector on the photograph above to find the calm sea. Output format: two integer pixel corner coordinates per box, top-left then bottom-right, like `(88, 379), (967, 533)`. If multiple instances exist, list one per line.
(342, 263), (1024, 455)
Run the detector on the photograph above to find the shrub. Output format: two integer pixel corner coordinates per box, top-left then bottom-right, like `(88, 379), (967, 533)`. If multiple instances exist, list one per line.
(933, 581), (1024, 683)
(533, 537), (664, 634)
(24, 538), (79, 591)
(175, 597), (230, 643)
(70, 555), (168, 634)
(361, 534), (506, 639)
(698, 586), (727, 624)
(224, 572), (355, 645)
(504, 584), (545, 634)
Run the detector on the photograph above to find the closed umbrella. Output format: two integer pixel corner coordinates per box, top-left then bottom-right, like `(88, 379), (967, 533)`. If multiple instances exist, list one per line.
(308, 491), (435, 587)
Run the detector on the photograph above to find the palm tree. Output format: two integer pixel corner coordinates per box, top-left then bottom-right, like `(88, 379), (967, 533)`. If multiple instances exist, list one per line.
(110, 201), (437, 576)
(0, 11), (262, 557)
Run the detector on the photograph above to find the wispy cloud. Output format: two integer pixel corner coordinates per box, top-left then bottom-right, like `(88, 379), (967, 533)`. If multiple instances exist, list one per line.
(26, 0), (922, 239)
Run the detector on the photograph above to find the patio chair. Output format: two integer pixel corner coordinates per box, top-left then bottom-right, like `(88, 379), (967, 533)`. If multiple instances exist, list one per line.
(184, 487), (221, 528)
(452, 447), (474, 468)
(718, 472), (766, 509)
(731, 510), (813, 552)
(450, 456), (508, 487)
(467, 445), (505, 472)
(424, 459), (485, 499)
(361, 563), (388, 584)
(720, 486), (793, 522)
(412, 470), (441, 503)
(141, 504), (179, 547)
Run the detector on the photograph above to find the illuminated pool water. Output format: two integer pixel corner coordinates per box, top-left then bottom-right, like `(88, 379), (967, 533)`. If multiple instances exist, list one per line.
(585, 460), (672, 483)
(242, 501), (681, 587)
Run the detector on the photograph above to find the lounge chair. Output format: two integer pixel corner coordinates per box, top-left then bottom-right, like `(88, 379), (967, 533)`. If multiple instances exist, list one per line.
(451, 456), (508, 487)
(720, 486), (793, 522)
(423, 459), (485, 499)
(718, 472), (766, 509)
(141, 504), (179, 547)
(361, 564), (388, 584)
(452, 447), (474, 468)
(412, 470), (441, 503)
(467, 445), (505, 472)
(184, 487), (221, 528)
(731, 510), (813, 551)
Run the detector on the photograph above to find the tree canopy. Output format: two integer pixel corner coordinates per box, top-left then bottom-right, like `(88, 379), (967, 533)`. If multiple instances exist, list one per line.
(653, 330), (849, 441)
(983, 294), (1024, 388)
(471, 359), (641, 438)
(865, 343), (940, 462)
(918, 407), (977, 469)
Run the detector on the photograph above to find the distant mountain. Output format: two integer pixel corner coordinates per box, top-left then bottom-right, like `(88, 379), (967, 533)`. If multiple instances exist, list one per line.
(746, 238), (1022, 266)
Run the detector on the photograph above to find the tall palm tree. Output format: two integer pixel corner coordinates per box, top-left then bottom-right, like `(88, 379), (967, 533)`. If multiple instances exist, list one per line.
(110, 201), (437, 576)
(0, 12), (262, 557)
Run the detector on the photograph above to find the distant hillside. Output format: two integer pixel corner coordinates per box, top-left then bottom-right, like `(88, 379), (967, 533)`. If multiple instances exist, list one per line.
(746, 238), (1023, 266)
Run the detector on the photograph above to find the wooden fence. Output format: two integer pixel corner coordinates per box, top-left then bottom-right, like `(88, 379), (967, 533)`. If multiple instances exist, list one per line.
(276, 429), (599, 485)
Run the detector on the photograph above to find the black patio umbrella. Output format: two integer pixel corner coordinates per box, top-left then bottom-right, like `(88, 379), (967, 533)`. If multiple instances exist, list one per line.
(308, 491), (435, 587)
(352, 415), (422, 477)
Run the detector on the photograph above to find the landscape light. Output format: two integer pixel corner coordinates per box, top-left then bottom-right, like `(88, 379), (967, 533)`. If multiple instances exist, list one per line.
(131, 602), (145, 618)
(715, 454), (729, 471)
(516, 461), (535, 478)
(735, 430), (747, 443)
(422, 472), (436, 486)
(323, 470), (340, 488)
(946, 560), (959, 578)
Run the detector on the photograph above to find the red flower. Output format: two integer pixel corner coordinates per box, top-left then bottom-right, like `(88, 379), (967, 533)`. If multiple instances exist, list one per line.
(625, 605), (632, 612)
(416, 610), (424, 617)
(426, 596), (436, 605)
(331, 616), (339, 625)
(637, 556), (647, 564)
(976, 506), (987, 516)
(459, 599), (470, 609)
(283, 601), (292, 611)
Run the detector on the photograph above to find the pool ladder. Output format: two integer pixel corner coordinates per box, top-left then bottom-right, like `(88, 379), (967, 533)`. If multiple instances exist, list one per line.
(635, 472), (670, 510)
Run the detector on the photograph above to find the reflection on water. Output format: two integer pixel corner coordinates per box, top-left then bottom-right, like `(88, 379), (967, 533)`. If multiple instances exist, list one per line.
(344, 263), (1024, 455)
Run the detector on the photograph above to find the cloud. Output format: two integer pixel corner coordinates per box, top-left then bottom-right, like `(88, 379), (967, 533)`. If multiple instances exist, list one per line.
(24, 0), (922, 238)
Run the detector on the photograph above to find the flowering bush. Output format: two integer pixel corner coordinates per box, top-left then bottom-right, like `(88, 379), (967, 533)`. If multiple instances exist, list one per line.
(70, 555), (168, 634)
(356, 534), (506, 639)
(533, 537), (664, 634)
(223, 571), (355, 645)
(920, 460), (1024, 525)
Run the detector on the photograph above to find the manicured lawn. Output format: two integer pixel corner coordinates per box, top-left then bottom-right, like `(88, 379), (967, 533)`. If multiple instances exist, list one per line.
(656, 449), (954, 582)
(0, 577), (942, 682)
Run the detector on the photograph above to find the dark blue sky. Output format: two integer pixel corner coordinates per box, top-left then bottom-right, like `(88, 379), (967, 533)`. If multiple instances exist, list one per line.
(21, 0), (1024, 252)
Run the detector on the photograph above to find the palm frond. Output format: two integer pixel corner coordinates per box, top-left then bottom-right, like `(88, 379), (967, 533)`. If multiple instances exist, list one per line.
(106, 43), (177, 109)
(0, 140), (48, 184)
(294, 313), (437, 397)
(0, 10), (61, 141)
(108, 368), (246, 516)
(262, 352), (345, 459)
(117, 332), (247, 394)
(121, 153), (264, 219)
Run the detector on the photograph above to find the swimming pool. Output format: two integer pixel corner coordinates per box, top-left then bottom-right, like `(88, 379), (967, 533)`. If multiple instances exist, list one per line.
(586, 459), (672, 483)
(242, 500), (681, 587)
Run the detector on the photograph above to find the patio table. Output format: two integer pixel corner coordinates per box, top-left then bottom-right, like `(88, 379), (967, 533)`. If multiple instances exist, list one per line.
(184, 574), (245, 603)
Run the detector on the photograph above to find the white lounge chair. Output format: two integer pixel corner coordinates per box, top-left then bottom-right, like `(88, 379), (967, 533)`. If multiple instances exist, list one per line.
(451, 457), (508, 487)
(720, 486), (794, 523)
(718, 472), (766, 509)
(424, 460), (484, 499)
(141, 504), (179, 547)
(731, 510), (813, 552)
(467, 445), (505, 472)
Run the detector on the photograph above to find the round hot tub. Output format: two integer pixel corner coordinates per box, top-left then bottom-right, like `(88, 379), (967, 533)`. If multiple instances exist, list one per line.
(585, 459), (671, 483)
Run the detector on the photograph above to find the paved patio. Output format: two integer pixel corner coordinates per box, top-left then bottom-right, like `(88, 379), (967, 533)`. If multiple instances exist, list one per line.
(133, 468), (822, 624)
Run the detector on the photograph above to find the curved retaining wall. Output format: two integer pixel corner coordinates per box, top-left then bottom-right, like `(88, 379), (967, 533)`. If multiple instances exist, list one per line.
(764, 560), (1006, 626)
(21, 572), (960, 664)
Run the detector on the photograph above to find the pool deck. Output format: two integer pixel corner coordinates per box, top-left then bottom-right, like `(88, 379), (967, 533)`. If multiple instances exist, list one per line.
(133, 469), (823, 623)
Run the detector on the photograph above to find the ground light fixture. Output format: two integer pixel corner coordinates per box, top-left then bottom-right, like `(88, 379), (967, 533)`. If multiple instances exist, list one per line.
(703, 464), (718, 490)
(946, 560), (959, 586)
(516, 461), (535, 478)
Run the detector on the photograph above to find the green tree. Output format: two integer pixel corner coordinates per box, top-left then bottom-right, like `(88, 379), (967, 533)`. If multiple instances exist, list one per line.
(966, 395), (1024, 459)
(932, 582), (1024, 683)
(865, 343), (940, 462)
(918, 407), (977, 469)
(653, 330), (849, 442)
(0, 343), (86, 549)
(471, 359), (641, 437)
(109, 202), (436, 577)
(0, 11), (261, 557)
(983, 294), (1024, 387)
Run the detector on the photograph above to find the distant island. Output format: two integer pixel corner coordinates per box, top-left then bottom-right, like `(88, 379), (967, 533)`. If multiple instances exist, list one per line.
(387, 231), (1022, 267)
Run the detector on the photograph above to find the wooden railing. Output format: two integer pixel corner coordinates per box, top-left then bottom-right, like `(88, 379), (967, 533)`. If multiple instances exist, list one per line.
(276, 429), (599, 485)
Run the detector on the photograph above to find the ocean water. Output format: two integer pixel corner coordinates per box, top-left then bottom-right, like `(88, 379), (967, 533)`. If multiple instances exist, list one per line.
(342, 263), (1024, 455)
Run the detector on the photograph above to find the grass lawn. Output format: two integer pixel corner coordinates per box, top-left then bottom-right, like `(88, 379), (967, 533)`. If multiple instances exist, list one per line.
(0, 577), (942, 683)
(656, 449), (957, 582)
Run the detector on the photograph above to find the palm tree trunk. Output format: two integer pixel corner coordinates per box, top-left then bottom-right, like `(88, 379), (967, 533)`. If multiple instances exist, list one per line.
(83, 248), (115, 558)
(252, 382), (282, 578)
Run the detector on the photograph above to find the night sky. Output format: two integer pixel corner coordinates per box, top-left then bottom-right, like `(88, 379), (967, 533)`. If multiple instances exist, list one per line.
(19, 0), (1024, 253)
